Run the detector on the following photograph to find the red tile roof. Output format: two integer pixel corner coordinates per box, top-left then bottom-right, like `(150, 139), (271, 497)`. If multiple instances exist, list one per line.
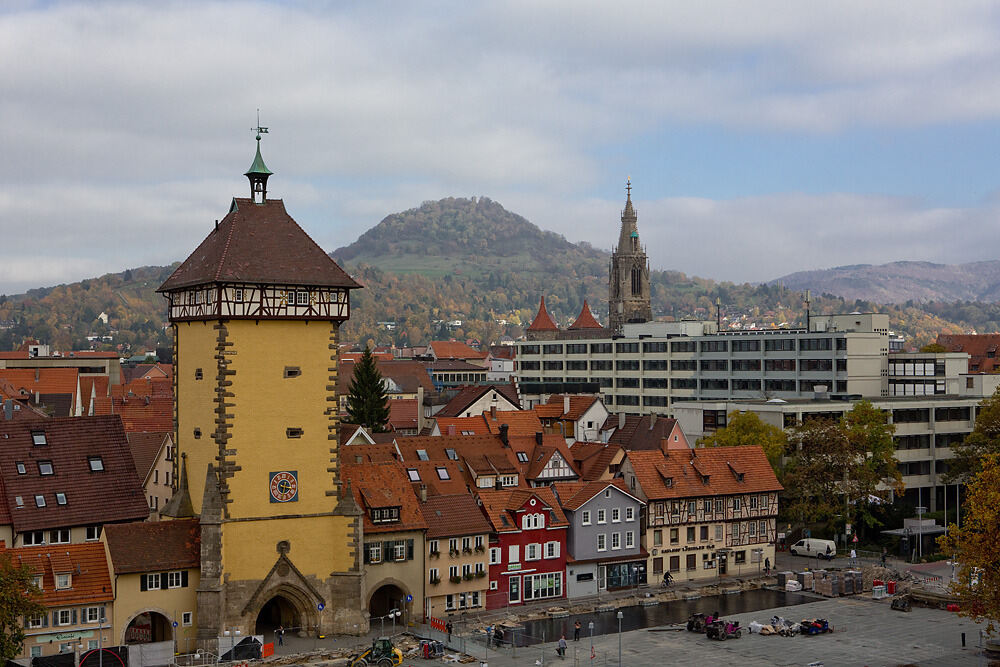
(568, 300), (603, 330)
(476, 487), (568, 532)
(337, 359), (435, 398)
(112, 377), (173, 399)
(125, 432), (170, 484)
(0, 415), (150, 532)
(341, 461), (428, 534)
(420, 494), (492, 539)
(552, 479), (642, 511)
(389, 398), (419, 431)
(568, 442), (624, 481)
(158, 198), (362, 291)
(103, 518), (200, 574)
(122, 363), (173, 384)
(429, 341), (487, 360)
(488, 345), (516, 361)
(936, 333), (1000, 373)
(79, 376), (110, 406)
(626, 446), (782, 501)
(527, 296), (559, 332)
(403, 460), (471, 496)
(1, 542), (113, 606)
(92, 394), (173, 432)
(603, 415), (680, 450)
(0, 368), (79, 405)
(540, 395), (601, 421)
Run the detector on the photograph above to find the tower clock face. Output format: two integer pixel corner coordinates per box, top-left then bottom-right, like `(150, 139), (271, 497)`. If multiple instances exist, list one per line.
(269, 471), (298, 503)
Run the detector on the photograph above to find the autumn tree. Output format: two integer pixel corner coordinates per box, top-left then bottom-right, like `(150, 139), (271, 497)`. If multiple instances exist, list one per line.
(345, 348), (390, 432)
(781, 401), (902, 537)
(1, 553), (45, 662)
(938, 453), (1000, 634)
(698, 411), (787, 468)
(946, 388), (1000, 484)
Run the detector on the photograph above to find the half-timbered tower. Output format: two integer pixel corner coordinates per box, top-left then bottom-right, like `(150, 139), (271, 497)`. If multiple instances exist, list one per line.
(608, 180), (651, 334)
(157, 132), (366, 643)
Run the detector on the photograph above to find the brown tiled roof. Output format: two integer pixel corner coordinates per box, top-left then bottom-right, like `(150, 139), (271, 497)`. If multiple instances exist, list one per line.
(2, 542), (113, 606)
(485, 411), (544, 436)
(552, 479), (642, 511)
(541, 395), (600, 421)
(79, 376), (110, 405)
(389, 398), (419, 431)
(337, 359), (435, 399)
(568, 442), (624, 481)
(604, 415), (679, 450)
(420, 494), (492, 539)
(112, 377), (173, 399)
(341, 461), (428, 534)
(103, 518), (200, 574)
(93, 394), (173, 432)
(527, 296), (559, 332)
(435, 384), (521, 418)
(626, 446), (782, 501)
(488, 345), (516, 361)
(521, 438), (581, 480)
(0, 415), (150, 532)
(122, 363), (173, 384)
(476, 487), (569, 532)
(404, 460), (471, 496)
(126, 432), (170, 484)
(429, 341), (487, 360)
(158, 198), (361, 291)
(0, 400), (50, 422)
(435, 415), (491, 435)
(340, 442), (399, 464)
(936, 333), (999, 372)
(568, 300), (603, 330)
(0, 368), (79, 407)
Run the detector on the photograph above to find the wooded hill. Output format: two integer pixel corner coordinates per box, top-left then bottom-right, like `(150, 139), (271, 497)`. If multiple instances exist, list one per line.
(0, 197), (991, 353)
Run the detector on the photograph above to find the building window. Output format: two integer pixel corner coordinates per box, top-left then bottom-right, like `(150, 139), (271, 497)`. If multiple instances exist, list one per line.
(86, 607), (101, 623)
(367, 543), (382, 564)
(23, 531), (44, 546)
(35, 495), (46, 507)
(28, 615), (45, 629)
(56, 574), (71, 589)
(508, 545), (520, 563)
(625, 507), (635, 521)
(56, 610), (72, 626)
(581, 510), (591, 525)
(50, 529), (70, 544)
(168, 571), (183, 588)
(545, 541), (560, 558)
(32, 431), (47, 446)
(733, 497), (742, 512)
(88, 457), (104, 472)
(669, 556), (680, 572)
(611, 533), (621, 550)
(286, 427), (303, 438)
(195, 368), (203, 380)
(670, 528), (678, 545)
(490, 547), (501, 564)
(687, 554), (697, 570)
(429, 567), (439, 583)
(283, 366), (301, 378)
(526, 543), (540, 561)
(597, 534), (606, 551)
(700, 525), (709, 541)
(436, 467), (450, 480)
(38, 461), (54, 475)
(597, 509), (606, 524)
(653, 530), (662, 546)
(15, 461), (26, 474)
(611, 508), (620, 523)
(406, 468), (420, 482)
(715, 525), (724, 541)
(182, 612), (193, 626)
(625, 531), (634, 548)
(523, 572), (562, 600)
(86, 525), (101, 541)
(296, 290), (310, 305)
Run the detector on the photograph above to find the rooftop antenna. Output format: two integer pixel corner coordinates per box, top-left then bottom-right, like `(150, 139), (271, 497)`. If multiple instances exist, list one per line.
(804, 290), (812, 332)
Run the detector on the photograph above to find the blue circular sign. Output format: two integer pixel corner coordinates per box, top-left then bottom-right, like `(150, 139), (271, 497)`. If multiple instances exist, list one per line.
(317, 603), (325, 611)
(172, 621), (178, 628)
(406, 594), (413, 603)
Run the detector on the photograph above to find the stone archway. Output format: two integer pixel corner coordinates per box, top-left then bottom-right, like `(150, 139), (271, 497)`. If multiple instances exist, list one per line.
(252, 584), (315, 636)
(367, 578), (412, 628)
(122, 610), (173, 644)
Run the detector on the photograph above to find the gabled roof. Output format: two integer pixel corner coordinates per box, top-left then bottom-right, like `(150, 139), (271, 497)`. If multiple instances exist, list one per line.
(337, 359), (435, 398)
(389, 398), (419, 431)
(476, 487), (569, 533)
(103, 518), (200, 574)
(0, 415), (150, 532)
(1, 542), (113, 606)
(539, 394), (601, 422)
(435, 384), (521, 418)
(603, 414), (680, 450)
(421, 494), (492, 539)
(523, 441), (581, 480)
(626, 446), (782, 501)
(158, 198), (361, 292)
(552, 479), (644, 511)
(568, 300), (603, 330)
(568, 442), (624, 481)
(488, 345), (516, 361)
(428, 341), (487, 360)
(92, 394), (173, 432)
(341, 461), (428, 534)
(125, 432), (171, 485)
(0, 368), (79, 408)
(527, 296), (559, 332)
(936, 333), (1000, 372)
(122, 363), (173, 384)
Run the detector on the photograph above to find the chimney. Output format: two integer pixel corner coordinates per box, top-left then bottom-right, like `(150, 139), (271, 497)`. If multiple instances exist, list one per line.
(2, 400), (12, 421)
(34, 391), (40, 404)
(34, 368), (40, 382)
(535, 432), (543, 446)
(649, 413), (657, 430)
(494, 477), (501, 490)
(499, 423), (509, 448)
(419, 485), (427, 503)
(563, 395), (570, 415)
(490, 405), (497, 420)
(447, 424), (456, 436)
(618, 412), (625, 429)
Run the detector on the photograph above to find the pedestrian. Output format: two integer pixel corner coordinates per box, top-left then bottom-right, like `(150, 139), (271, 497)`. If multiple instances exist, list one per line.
(486, 625), (493, 647)
(849, 548), (857, 567)
(494, 625), (503, 648)
(574, 620), (581, 641)
(764, 557), (770, 576)
(880, 547), (887, 568)
(276, 625), (284, 647)
(446, 620), (453, 643)
(557, 635), (567, 659)
(826, 544), (832, 560)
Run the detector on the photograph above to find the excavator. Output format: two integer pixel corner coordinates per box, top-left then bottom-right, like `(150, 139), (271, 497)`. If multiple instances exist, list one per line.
(349, 637), (403, 667)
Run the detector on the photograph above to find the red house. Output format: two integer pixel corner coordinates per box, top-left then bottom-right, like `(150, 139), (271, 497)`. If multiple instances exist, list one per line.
(477, 487), (568, 609)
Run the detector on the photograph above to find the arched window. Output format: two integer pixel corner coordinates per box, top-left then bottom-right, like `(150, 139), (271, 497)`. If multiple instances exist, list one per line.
(631, 266), (642, 296)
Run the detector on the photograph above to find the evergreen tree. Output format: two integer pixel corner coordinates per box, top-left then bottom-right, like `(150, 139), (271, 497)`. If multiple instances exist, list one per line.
(345, 348), (390, 432)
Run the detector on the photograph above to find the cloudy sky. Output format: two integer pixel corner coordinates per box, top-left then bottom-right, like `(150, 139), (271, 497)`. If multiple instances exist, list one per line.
(3, 1), (1000, 295)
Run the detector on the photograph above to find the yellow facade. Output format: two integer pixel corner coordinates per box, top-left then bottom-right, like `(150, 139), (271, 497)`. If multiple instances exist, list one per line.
(110, 569), (200, 653)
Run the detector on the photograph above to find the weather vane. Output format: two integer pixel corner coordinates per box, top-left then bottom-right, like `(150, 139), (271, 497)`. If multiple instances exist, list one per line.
(252, 108), (269, 140)
(626, 176), (631, 197)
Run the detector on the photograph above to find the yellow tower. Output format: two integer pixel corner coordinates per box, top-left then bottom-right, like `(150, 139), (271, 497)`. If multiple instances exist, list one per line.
(158, 130), (366, 643)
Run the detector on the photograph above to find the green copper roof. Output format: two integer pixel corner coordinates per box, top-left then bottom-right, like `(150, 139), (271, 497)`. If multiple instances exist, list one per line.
(630, 231), (638, 237)
(244, 137), (272, 176)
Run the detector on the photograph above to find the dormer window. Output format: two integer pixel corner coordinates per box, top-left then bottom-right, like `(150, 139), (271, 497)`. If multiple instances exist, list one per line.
(55, 574), (71, 590)
(31, 431), (47, 446)
(702, 475), (710, 485)
(88, 457), (105, 472)
(371, 507), (400, 523)
(32, 576), (43, 590)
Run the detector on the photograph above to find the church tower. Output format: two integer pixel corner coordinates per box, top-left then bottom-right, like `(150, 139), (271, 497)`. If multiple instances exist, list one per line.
(608, 179), (651, 333)
(158, 129), (367, 644)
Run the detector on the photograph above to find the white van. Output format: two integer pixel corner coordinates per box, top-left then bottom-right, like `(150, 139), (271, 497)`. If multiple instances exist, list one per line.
(790, 538), (837, 560)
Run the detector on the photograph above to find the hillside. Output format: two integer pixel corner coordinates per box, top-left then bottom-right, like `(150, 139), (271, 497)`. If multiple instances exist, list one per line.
(773, 260), (1000, 303)
(0, 197), (993, 353)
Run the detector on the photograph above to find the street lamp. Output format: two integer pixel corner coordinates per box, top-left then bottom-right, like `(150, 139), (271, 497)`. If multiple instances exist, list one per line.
(916, 506), (927, 560)
(389, 609), (401, 635)
(588, 621), (594, 661)
(616, 611), (624, 667)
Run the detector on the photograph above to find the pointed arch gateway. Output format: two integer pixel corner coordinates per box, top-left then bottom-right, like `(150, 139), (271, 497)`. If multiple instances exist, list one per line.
(252, 583), (316, 635)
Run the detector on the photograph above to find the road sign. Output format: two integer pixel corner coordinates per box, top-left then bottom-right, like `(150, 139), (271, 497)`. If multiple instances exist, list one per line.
(406, 594), (413, 603)
(317, 603), (325, 611)
(852, 534), (858, 544)
(172, 621), (178, 628)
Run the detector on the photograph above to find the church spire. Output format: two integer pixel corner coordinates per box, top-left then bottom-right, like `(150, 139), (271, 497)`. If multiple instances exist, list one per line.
(245, 114), (272, 204)
(618, 177), (639, 252)
(608, 177), (651, 333)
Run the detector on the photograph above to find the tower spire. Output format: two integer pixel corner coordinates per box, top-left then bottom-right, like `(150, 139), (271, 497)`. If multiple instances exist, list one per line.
(245, 112), (273, 204)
